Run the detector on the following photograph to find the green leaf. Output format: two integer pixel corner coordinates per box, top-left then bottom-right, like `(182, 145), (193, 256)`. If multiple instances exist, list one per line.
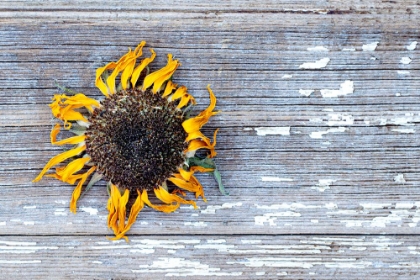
(213, 168), (229, 195)
(54, 80), (77, 95)
(80, 172), (103, 199)
(187, 156), (216, 169)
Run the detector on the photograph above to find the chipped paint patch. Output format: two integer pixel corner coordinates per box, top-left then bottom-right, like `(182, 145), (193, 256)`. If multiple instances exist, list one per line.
(281, 74), (293, 79)
(397, 70), (410, 75)
(407, 41), (417, 51)
(23, 221), (35, 225)
(326, 113), (354, 126)
(312, 179), (336, 192)
(400, 57), (412, 64)
(184, 222), (207, 227)
(241, 239), (262, 244)
(320, 80), (354, 98)
(255, 127), (290, 136)
(299, 57), (330, 69)
(255, 212), (301, 226)
(54, 208), (67, 216)
(342, 47), (356, 52)
(0, 222), (5, 226)
(201, 202), (242, 214)
(228, 257), (317, 268)
(134, 257), (242, 276)
(307, 46), (329, 52)
(23, 205), (36, 209)
(362, 42), (378, 51)
(0, 260), (42, 264)
(394, 174), (406, 183)
(261, 177), (293, 182)
(299, 89), (314, 97)
(310, 127), (346, 139)
(392, 128), (415, 134)
(80, 207), (98, 215)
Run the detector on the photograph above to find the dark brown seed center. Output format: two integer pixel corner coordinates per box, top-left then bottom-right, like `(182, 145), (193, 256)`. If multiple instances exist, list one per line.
(85, 88), (187, 191)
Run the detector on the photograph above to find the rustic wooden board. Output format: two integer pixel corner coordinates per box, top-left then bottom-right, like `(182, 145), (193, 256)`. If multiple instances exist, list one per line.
(1, 0), (419, 279)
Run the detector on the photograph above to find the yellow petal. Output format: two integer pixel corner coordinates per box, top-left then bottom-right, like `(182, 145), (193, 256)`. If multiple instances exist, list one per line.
(162, 81), (177, 98)
(141, 189), (180, 213)
(168, 175), (206, 201)
(185, 129), (218, 158)
(182, 85), (218, 133)
(96, 62), (118, 97)
(130, 49), (156, 88)
(177, 94), (195, 109)
(118, 189), (130, 233)
(50, 123), (86, 145)
(57, 157), (90, 183)
(154, 186), (197, 209)
(110, 190), (145, 241)
(142, 54), (180, 92)
(33, 145), (86, 182)
(171, 86), (187, 100)
(69, 166), (96, 213)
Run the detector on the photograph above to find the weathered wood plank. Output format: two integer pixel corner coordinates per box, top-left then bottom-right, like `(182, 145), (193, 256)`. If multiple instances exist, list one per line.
(1, 0), (419, 278)
(1, 235), (420, 279)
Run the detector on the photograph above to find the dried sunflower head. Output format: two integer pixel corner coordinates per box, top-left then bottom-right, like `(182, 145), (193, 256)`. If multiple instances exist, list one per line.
(33, 41), (224, 241)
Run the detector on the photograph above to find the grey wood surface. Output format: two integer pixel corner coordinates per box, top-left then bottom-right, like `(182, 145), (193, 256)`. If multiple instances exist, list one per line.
(1, 1), (419, 279)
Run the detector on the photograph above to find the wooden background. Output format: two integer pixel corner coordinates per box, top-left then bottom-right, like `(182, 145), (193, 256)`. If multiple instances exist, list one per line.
(1, 1), (419, 279)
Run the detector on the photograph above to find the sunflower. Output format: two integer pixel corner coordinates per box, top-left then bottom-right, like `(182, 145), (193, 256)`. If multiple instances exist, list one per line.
(33, 41), (225, 241)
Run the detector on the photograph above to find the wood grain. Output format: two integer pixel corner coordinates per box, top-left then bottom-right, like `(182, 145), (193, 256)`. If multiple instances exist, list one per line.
(0, 0), (419, 279)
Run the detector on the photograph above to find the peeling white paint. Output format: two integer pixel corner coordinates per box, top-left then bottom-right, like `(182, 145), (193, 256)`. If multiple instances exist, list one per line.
(299, 57), (330, 69)
(0, 260), (42, 264)
(23, 221), (34, 225)
(323, 108), (334, 112)
(54, 200), (66, 205)
(400, 57), (412, 64)
(0, 222), (6, 226)
(135, 257), (242, 276)
(407, 41), (417, 50)
(256, 271), (266, 276)
(326, 113), (354, 126)
(392, 128), (415, 134)
(255, 212), (301, 226)
(281, 74), (293, 79)
(342, 47), (356, 52)
(311, 219), (319, 223)
(241, 239), (262, 244)
(394, 174), (406, 183)
(310, 127), (346, 139)
(341, 220), (364, 227)
(397, 70), (410, 75)
(362, 42), (378, 51)
(312, 179), (336, 192)
(261, 177), (293, 182)
(201, 202), (242, 214)
(54, 208), (67, 216)
(309, 118), (323, 123)
(370, 57), (377, 60)
(299, 89), (314, 97)
(320, 80), (354, 98)
(184, 222), (207, 227)
(307, 46), (329, 52)
(92, 261), (103, 264)
(324, 260), (373, 268)
(23, 205), (36, 209)
(255, 127), (290, 136)
(81, 207), (98, 216)
(228, 257), (317, 268)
